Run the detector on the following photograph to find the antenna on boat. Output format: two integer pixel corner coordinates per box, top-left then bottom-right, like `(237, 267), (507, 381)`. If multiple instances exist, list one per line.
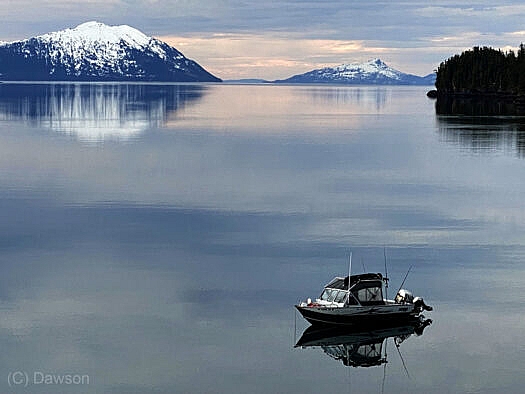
(395, 340), (411, 379)
(348, 252), (353, 292)
(383, 247), (389, 300)
(396, 265), (413, 295)
(381, 337), (388, 394)
(293, 308), (297, 345)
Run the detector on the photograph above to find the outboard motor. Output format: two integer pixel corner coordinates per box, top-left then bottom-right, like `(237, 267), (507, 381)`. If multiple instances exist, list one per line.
(414, 317), (433, 336)
(395, 289), (414, 304)
(413, 297), (433, 312)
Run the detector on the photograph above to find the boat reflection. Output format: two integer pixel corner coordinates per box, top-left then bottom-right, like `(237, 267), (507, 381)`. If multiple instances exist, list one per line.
(295, 316), (432, 368)
(0, 83), (207, 141)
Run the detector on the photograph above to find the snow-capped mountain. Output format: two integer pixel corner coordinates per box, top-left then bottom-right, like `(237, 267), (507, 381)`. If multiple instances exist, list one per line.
(276, 59), (435, 85)
(0, 21), (221, 82)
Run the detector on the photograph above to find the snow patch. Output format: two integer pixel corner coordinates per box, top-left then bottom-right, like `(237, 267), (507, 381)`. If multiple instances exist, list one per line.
(0, 21), (220, 81)
(279, 57), (432, 85)
(40, 21), (153, 49)
(2, 21), (171, 76)
(32, 21), (167, 68)
(323, 59), (402, 81)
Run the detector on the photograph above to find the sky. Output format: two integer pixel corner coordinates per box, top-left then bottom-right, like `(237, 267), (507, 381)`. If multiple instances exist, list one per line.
(2, 1), (525, 80)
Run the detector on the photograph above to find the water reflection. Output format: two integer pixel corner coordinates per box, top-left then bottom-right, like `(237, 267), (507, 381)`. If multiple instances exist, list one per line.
(302, 86), (388, 111)
(435, 96), (525, 117)
(435, 97), (525, 157)
(2, 84), (525, 392)
(0, 83), (206, 141)
(296, 317), (432, 368)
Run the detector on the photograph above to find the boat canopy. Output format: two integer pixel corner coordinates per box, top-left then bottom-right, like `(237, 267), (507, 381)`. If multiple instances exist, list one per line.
(325, 273), (383, 290)
(323, 273), (385, 306)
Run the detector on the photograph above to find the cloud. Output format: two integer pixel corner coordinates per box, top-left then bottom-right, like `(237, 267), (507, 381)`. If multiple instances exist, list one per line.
(415, 6), (487, 18)
(426, 30), (525, 52)
(160, 33), (403, 79)
(415, 4), (525, 19)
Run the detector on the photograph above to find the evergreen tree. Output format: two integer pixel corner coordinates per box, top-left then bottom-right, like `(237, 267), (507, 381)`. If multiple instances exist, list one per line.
(435, 45), (525, 96)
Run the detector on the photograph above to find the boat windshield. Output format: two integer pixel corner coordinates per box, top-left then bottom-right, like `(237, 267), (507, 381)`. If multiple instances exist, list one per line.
(320, 288), (348, 303)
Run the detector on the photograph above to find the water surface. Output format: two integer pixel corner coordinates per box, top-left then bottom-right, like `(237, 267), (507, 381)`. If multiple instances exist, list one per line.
(0, 83), (524, 393)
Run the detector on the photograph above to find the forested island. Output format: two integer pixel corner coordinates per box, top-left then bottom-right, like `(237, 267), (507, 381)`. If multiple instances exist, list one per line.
(431, 45), (525, 98)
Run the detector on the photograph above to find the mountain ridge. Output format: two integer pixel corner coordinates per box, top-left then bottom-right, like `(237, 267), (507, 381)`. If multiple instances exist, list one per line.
(275, 59), (435, 85)
(0, 21), (221, 82)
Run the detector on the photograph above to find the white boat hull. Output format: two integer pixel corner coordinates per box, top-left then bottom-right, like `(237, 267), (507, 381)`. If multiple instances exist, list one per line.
(295, 303), (418, 326)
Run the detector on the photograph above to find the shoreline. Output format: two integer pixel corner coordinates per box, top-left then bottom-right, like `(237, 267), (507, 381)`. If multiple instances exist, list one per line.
(427, 89), (525, 103)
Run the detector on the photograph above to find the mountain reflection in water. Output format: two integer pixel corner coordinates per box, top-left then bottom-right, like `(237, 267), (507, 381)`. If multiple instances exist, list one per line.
(0, 83), (207, 141)
(302, 86), (388, 111)
(435, 96), (525, 157)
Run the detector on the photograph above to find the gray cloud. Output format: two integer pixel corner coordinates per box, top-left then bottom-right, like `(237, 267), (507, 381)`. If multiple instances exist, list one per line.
(3, 1), (524, 38)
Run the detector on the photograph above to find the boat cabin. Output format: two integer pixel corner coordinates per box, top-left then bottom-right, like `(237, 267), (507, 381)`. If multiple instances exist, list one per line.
(319, 273), (385, 306)
(323, 340), (386, 367)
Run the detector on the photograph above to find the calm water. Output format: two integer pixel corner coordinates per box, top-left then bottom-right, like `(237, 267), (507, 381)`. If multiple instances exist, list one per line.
(1, 82), (525, 393)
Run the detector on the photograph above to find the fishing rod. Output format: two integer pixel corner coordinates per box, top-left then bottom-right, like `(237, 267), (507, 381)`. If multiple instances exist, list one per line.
(396, 265), (413, 295)
(348, 251), (353, 292)
(383, 247), (389, 299)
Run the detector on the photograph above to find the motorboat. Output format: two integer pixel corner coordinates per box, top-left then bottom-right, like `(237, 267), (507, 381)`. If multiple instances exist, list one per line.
(295, 315), (432, 368)
(295, 272), (432, 326)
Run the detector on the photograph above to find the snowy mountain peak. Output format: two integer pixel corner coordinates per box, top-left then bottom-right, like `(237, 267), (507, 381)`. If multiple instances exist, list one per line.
(342, 58), (385, 68)
(38, 21), (154, 52)
(75, 21), (115, 31)
(372, 58), (386, 66)
(74, 21), (111, 31)
(0, 21), (221, 82)
(276, 58), (435, 85)
(331, 59), (402, 80)
(74, 21), (144, 38)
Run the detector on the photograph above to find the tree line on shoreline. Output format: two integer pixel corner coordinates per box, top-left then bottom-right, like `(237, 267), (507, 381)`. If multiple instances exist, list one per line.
(435, 44), (525, 97)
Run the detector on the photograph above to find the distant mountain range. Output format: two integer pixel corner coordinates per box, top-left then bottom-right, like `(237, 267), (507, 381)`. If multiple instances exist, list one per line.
(224, 79), (270, 84)
(275, 59), (435, 85)
(0, 23), (434, 85)
(0, 21), (221, 82)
